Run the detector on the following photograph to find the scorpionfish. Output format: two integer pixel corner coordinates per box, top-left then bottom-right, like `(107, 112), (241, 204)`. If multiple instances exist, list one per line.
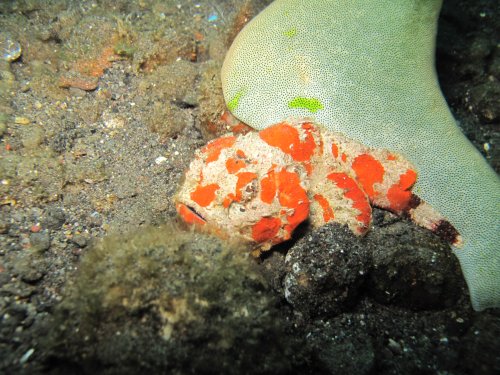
(175, 119), (462, 252)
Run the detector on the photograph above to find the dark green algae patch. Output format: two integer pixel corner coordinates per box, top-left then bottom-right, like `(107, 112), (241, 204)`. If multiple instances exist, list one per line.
(43, 224), (303, 374)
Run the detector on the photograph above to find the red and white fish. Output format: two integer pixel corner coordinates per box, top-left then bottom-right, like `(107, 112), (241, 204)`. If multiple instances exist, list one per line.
(175, 119), (461, 253)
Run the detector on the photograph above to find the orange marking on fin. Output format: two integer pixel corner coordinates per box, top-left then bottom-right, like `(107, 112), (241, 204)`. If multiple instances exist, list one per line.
(398, 169), (417, 190)
(190, 183), (220, 207)
(252, 217), (281, 243)
(387, 169), (418, 212)
(201, 136), (236, 163)
(352, 153), (385, 199)
(276, 169), (309, 230)
(327, 172), (371, 233)
(259, 122), (316, 162)
(176, 203), (206, 226)
(314, 194), (335, 223)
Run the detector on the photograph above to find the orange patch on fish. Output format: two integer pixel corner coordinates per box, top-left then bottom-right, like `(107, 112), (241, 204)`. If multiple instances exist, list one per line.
(352, 153), (385, 199)
(327, 172), (371, 233)
(387, 169), (417, 212)
(259, 122), (316, 162)
(331, 143), (339, 159)
(202, 136), (236, 163)
(252, 217), (281, 243)
(190, 183), (220, 207)
(226, 157), (246, 174)
(314, 194), (335, 223)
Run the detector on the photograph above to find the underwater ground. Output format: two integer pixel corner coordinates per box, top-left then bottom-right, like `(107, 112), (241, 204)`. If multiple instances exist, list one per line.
(0, 0), (498, 374)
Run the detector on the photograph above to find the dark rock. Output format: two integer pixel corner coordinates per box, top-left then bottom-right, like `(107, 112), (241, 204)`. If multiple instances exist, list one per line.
(70, 234), (87, 248)
(29, 231), (50, 252)
(42, 207), (66, 230)
(283, 223), (371, 317)
(367, 221), (465, 310)
(11, 251), (48, 283)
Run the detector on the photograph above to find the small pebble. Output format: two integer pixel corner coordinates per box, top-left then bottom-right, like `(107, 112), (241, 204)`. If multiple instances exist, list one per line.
(208, 13), (219, 22)
(387, 338), (403, 355)
(42, 207), (66, 230)
(155, 156), (167, 164)
(0, 32), (22, 62)
(19, 348), (34, 365)
(29, 231), (50, 252)
(71, 234), (87, 248)
(30, 225), (41, 233)
(14, 116), (30, 125)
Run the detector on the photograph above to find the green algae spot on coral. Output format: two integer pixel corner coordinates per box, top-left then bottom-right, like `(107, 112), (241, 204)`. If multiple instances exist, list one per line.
(227, 90), (244, 112)
(288, 97), (324, 113)
(283, 27), (297, 38)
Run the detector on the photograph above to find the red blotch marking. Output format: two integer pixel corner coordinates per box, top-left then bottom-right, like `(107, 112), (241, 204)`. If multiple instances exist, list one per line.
(190, 183), (219, 207)
(252, 217), (281, 243)
(176, 203), (206, 226)
(352, 153), (385, 199)
(387, 169), (418, 212)
(260, 169), (277, 204)
(201, 136), (236, 163)
(236, 149), (246, 158)
(276, 169), (309, 231)
(314, 194), (335, 223)
(327, 172), (371, 233)
(259, 122), (316, 162)
(341, 153), (347, 162)
(222, 196), (233, 208)
(331, 143), (339, 159)
(387, 154), (397, 161)
(225, 157), (246, 174)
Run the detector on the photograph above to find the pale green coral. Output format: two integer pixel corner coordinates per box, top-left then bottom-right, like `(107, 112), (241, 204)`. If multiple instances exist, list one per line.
(222, 0), (500, 310)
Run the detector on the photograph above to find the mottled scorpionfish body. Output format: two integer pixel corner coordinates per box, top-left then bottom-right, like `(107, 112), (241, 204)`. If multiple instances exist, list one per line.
(175, 119), (461, 252)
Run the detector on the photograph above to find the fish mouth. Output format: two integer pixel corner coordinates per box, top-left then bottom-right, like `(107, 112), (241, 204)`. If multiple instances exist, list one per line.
(176, 203), (207, 226)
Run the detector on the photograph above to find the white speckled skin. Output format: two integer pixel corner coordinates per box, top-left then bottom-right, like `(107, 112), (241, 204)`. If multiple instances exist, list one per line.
(221, 0), (500, 310)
